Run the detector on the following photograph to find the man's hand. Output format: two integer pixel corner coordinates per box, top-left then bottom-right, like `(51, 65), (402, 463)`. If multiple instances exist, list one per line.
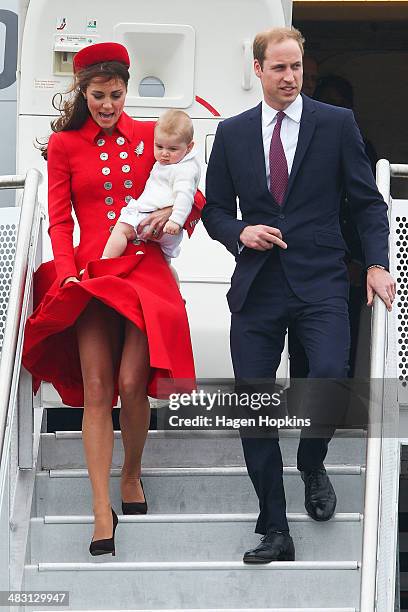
(239, 225), (288, 251)
(164, 220), (181, 235)
(138, 206), (173, 240)
(367, 267), (396, 312)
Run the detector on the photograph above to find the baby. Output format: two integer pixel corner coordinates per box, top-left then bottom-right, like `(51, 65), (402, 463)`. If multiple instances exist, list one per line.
(102, 109), (201, 264)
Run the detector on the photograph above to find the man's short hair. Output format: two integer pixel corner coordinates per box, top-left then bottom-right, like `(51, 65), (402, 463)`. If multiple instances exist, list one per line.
(155, 109), (194, 143)
(253, 27), (305, 68)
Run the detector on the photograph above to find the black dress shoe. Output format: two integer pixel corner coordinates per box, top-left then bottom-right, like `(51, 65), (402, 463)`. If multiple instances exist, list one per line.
(89, 507), (118, 556)
(301, 466), (337, 521)
(121, 479), (148, 515)
(243, 531), (295, 564)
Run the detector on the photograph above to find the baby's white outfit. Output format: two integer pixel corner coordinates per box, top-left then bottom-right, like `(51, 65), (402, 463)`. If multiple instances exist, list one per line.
(119, 150), (201, 259)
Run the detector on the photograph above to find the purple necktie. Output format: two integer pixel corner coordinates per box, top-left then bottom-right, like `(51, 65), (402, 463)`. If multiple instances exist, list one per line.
(269, 111), (288, 205)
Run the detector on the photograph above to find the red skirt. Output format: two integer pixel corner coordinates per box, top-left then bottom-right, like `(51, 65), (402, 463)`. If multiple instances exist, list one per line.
(22, 244), (196, 407)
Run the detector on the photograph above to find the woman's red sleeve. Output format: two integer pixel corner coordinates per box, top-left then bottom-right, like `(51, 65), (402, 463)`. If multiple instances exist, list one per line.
(47, 133), (78, 285)
(184, 189), (206, 237)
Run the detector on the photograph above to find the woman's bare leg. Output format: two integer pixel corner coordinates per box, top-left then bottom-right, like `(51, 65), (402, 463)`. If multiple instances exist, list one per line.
(102, 221), (137, 259)
(76, 300), (122, 541)
(118, 320), (151, 503)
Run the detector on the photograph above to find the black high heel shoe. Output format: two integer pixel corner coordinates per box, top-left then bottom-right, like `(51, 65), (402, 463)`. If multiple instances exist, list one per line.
(89, 507), (118, 556)
(121, 479), (148, 515)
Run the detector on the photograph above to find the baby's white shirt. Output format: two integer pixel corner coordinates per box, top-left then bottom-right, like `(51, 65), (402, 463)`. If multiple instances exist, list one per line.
(128, 150), (201, 227)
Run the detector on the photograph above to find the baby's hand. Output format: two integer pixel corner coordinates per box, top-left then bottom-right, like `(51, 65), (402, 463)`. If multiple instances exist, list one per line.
(163, 220), (181, 235)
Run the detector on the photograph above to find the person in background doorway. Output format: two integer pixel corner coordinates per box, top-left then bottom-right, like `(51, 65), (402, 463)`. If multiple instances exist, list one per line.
(301, 55), (319, 97)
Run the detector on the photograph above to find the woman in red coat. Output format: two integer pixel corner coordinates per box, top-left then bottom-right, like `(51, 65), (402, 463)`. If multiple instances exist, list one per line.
(23, 43), (202, 556)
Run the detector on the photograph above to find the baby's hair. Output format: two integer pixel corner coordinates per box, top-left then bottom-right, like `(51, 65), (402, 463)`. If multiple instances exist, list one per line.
(155, 109), (194, 144)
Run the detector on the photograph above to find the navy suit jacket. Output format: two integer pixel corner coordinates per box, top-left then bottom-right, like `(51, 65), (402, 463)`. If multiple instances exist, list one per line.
(202, 95), (389, 312)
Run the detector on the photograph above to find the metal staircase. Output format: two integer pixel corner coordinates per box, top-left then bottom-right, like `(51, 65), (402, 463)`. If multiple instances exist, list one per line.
(0, 161), (406, 611)
(23, 426), (364, 611)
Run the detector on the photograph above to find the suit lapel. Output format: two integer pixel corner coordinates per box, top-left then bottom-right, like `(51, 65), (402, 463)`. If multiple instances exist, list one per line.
(247, 103), (270, 196)
(283, 95), (317, 206)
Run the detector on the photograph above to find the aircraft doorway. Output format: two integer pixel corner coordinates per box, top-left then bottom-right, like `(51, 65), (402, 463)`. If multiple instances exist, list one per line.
(293, 1), (408, 198)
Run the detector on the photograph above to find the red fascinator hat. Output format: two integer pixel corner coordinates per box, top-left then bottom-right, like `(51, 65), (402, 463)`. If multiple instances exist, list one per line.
(73, 42), (130, 73)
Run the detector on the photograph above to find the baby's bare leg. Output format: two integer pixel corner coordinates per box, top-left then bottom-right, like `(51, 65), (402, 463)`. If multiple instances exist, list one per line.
(102, 222), (137, 258)
(168, 264), (180, 288)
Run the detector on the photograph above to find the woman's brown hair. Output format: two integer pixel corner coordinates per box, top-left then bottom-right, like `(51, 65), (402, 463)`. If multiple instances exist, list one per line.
(38, 61), (129, 159)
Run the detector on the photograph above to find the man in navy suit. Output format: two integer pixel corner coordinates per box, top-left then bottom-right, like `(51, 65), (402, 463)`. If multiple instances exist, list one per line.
(202, 27), (396, 563)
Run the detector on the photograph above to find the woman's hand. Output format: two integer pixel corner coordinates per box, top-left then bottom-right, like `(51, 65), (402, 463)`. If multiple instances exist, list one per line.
(62, 276), (80, 286)
(137, 206), (173, 240)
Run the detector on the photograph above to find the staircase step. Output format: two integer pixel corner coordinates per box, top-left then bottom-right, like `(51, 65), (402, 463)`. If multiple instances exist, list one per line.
(29, 512), (362, 563)
(34, 466), (365, 515)
(24, 562), (360, 609)
(32, 608), (358, 612)
(40, 429), (367, 469)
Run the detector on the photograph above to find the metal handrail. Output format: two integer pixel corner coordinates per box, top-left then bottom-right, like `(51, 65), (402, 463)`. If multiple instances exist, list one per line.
(0, 169), (42, 504)
(360, 160), (406, 611)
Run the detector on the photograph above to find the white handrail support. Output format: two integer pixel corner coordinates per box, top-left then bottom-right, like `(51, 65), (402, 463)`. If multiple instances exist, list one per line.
(0, 169), (42, 504)
(360, 160), (408, 611)
(360, 159), (390, 611)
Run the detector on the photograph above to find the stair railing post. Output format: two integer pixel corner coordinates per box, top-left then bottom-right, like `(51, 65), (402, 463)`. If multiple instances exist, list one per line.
(360, 159), (390, 612)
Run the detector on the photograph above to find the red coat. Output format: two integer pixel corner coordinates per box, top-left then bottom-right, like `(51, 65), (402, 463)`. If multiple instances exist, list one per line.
(23, 112), (201, 406)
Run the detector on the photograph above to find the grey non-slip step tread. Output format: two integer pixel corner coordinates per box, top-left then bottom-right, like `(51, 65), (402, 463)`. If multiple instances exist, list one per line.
(34, 607), (358, 612)
(31, 609), (358, 612)
(46, 465), (364, 477)
(34, 470), (365, 515)
(27, 561), (359, 570)
(40, 429), (367, 469)
(24, 563), (360, 608)
(50, 429), (366, 439)
(36, 512), (362, 523)
(29, 513), (362, 563)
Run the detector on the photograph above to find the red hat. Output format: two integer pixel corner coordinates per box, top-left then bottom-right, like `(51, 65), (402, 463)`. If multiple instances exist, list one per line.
(73, 42), (130, 73)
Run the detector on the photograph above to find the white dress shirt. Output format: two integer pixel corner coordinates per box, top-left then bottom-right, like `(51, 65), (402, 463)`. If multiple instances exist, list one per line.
(262, 94), (303, 185)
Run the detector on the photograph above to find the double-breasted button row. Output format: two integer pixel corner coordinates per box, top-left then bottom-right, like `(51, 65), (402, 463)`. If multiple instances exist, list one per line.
(95, 135), (136, 231)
